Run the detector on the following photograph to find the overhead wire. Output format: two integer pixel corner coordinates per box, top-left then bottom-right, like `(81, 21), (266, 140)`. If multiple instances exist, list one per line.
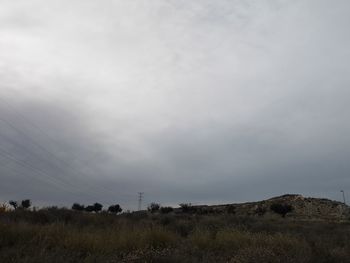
(0, 149), (81, 197)
(0, 109), (133, 202)
(0, 98), (135, 202)
(0, 125), (105, 199)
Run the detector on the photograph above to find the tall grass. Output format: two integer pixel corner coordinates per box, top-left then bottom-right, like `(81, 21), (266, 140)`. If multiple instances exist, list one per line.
(0, 209), (349, 262)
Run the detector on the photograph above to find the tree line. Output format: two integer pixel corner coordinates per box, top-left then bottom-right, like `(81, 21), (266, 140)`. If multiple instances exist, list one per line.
(8, 199), (123, 214)
(6, 200), (294, 218)
(72, 202), (122, 214)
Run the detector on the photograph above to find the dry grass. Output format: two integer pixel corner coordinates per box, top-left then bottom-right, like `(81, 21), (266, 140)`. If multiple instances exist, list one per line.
(0, 203), (10, 213)
(0, 209), (349, 262)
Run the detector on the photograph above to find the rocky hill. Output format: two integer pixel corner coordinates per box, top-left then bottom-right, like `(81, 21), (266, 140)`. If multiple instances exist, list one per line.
(192, 194), (350, 220)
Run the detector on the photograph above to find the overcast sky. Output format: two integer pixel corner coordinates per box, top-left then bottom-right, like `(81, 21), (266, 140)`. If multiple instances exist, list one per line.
(0, 0), (349, 210)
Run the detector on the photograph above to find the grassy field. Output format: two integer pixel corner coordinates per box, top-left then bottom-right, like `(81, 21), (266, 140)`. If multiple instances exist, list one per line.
(0, 208), (350, 263)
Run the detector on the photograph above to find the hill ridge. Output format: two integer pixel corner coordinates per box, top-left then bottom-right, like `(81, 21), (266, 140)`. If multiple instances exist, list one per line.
(192, 194), (349, 220)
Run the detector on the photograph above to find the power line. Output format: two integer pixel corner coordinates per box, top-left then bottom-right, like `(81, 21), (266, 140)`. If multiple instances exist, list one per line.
(0, 149), (134, 209)
(0, 144), (133, 202)
(0, 97), (62, 145)
(0, 98), (139, 204)
(0, 149), (81, 197)
(0, 115), (83, 178)
(0, 97), (103, 179)
(0, 98), (134, 201)
(0, 116), (129, 201)
(0, 146), (136, 203)
(0, 130), (106, 200)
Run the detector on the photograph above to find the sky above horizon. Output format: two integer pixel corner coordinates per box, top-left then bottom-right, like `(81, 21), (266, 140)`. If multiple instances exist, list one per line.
(0, 0), (349, 210)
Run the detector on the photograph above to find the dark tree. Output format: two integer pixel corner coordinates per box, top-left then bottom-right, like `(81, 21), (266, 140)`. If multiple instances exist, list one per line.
(270, 203), (293, 217)
(9, 200), (18, 210)
(160, 206), (174, 214)
(21, 199), (31, 209)
(108, 204), (122, 214)
(147, 202), (160, 213)
(85, 205), (95, 212)
(93, 203), (103, 213)
(72, 203), (85, 211)
(84, 203), (103, 213)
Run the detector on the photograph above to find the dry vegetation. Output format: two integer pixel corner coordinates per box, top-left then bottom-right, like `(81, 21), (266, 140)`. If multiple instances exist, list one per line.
(0, 206), (350, 263)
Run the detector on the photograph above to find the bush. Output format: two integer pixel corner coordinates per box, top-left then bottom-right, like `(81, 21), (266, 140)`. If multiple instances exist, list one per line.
(255, 205), (267, 216)
(0, 203), (10, 213)
(179, 203), (194, 213)
(226, 205), (236, 214)
(160, 206), (174, 214)
(270, 203), (293, 217)
(0, 199), (349, 262)
(148, 203), (160, 213)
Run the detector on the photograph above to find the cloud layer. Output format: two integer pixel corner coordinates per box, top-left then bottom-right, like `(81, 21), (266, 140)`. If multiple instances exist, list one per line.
(0, 0), (350, 209)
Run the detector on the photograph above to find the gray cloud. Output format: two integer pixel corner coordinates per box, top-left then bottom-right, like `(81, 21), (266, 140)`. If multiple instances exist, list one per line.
(0, 0), (350, 209)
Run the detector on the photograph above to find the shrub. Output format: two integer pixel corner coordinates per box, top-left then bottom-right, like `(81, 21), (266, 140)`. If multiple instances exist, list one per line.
(141, 227), (180, 248)
(160, 206), (174, 214)
(0, 203), (10, 213)
(0, 205), (348, 262)
(160, 216), (173, 225)
(190, 229), (213, 250)
(255, 205), (267, 216)
(171, 220), (194, 237)
(179, 203), (193, 213)
(194, 207), (212, 215)
(148, 203), (160, 213)
(270, 203), (293, 217)
(226, 205), (236, 214)
(214, 229), (252, 251)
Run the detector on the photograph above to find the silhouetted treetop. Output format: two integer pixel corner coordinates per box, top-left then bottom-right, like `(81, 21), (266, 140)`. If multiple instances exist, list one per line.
(108, 204), (122, 214)
(93, 203), (103, 213)
(9, 200), (18, 210)
(72, 203), (85, 211)
(21, 199), (31, 209)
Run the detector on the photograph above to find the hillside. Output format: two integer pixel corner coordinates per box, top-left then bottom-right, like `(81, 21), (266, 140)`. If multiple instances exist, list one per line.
(192, 194), (350, 220)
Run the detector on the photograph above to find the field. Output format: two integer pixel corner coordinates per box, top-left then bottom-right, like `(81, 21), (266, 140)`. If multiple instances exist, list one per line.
(0, 207), (350, 263)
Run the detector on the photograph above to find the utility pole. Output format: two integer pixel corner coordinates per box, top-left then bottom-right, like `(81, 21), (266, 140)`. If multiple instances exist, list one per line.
(138, 192), (144, 211)
(340, 190), (346, 205)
